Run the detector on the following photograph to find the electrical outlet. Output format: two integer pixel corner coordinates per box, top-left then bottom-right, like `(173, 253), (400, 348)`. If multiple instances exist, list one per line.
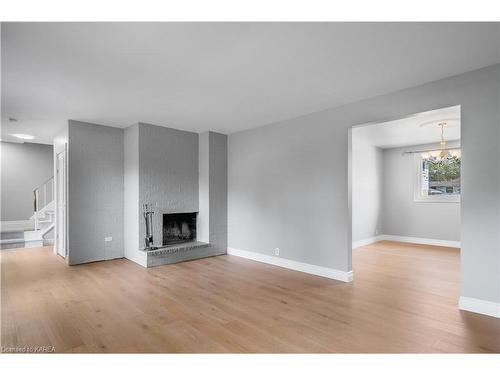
(375, 229), (379, 235)
(104, 237), (113, 242)
(274, 248), (280, 256)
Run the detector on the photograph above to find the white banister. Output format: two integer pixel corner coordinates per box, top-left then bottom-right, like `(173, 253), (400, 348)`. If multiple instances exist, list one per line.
(33, 176), (54, 231)
(43, 183), (47, 208)
(34, 189), (39, 231)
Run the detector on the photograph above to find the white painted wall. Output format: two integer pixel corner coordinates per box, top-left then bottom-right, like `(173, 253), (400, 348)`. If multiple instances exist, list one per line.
(352, 137), (383, 243)
(53, 127), (68, 257)
(124, 124), (146, 266)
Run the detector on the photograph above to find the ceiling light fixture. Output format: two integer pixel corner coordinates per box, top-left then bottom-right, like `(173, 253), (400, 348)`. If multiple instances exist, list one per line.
(11, 133), (35, 140)
(437, 122), (448, 159)
(420, 121), (460, 161)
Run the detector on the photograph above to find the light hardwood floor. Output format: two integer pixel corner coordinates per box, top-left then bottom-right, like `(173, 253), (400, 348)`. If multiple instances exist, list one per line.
(1, 241), (499, 353)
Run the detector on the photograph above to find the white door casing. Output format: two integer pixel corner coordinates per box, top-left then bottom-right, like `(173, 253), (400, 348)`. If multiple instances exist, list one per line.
(56, 150), (67, 258)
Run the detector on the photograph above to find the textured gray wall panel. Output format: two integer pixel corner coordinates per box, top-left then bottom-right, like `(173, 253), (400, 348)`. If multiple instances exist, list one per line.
(208, 132), (228, 252)
(68, 121), (124, 265)
(138, 123), (199, 249)
(198, 132), (210, 243)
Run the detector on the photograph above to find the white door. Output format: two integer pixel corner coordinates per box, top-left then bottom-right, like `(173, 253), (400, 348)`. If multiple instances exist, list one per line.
(56, 150), (66, 258)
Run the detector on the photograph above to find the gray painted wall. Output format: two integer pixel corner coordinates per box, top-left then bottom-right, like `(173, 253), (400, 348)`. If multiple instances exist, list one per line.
(1, 142), (53, 221)
(207, 132), (228, 252)
(351, 139), (461, 243)
(138, 123), (199, 249)
(198, 132), (210, 243)
(382, 142), (461, 241)
(228, 120), (345, 269)
(67, 121), (124, 265)
(352, 138), (383, 242)
(228, 64), (500, 303)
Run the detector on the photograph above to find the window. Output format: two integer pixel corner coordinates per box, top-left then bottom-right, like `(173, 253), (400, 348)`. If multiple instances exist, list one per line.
(414, 149), (461, 202)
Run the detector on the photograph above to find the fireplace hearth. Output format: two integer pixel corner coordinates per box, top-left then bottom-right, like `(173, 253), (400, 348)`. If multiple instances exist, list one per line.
(163, 212), (197, 245)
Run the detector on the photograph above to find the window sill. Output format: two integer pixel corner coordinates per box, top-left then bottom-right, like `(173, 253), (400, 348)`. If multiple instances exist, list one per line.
(414, 198), (460, 203)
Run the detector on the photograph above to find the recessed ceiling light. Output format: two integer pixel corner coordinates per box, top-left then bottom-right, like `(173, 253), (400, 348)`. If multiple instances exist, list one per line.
(11, 134), (35, 140)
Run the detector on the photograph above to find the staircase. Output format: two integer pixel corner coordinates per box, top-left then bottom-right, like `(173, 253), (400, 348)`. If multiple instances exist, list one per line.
(0, 177), (55, 248)
(30, 176), (55, 245)
(30, 201), (55, 244)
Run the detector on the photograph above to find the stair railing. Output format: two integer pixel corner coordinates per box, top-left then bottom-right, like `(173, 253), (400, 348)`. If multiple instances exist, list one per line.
(33, 176), (54, 231)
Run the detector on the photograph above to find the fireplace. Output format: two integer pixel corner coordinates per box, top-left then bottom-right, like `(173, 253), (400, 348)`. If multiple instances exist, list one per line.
(162, 212), (197, 245)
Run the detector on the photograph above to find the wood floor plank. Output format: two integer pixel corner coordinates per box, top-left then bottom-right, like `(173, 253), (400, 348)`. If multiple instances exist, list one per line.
(1, 242), (499, 353)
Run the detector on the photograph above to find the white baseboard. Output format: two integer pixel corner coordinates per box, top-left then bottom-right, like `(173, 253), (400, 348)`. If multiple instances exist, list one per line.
(352, 236), (383, 249)
(227, 247), (353, 282)
(459, 296), (500, 318)
(380, 235), (460, 248)
(353, 235), (460, 249)
(23, 240), (44, 248)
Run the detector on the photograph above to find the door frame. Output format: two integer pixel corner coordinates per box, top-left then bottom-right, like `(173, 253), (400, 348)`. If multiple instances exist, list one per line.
(348, 105), (462, 278)
(55, 147), (67, 258)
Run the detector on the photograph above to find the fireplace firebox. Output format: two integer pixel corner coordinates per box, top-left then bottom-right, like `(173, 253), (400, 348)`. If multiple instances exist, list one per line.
(162, 212), (197, 245)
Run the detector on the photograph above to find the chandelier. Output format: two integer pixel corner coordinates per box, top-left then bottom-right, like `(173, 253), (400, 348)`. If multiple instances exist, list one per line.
(420, 121), (461, 161)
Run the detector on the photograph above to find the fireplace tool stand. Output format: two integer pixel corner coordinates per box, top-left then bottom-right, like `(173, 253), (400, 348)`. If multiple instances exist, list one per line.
(143, 203), (157, 250)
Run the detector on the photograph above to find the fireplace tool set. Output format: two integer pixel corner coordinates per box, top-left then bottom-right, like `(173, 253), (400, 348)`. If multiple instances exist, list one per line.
(143, 203), (157, 250)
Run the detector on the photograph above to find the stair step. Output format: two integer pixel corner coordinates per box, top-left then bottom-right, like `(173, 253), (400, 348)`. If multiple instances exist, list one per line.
(24, 230), (42, 242)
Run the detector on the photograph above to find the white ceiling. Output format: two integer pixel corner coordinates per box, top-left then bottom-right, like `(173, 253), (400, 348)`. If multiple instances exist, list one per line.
(352, 105), (461, 149)
(1, 22), (499, 145)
